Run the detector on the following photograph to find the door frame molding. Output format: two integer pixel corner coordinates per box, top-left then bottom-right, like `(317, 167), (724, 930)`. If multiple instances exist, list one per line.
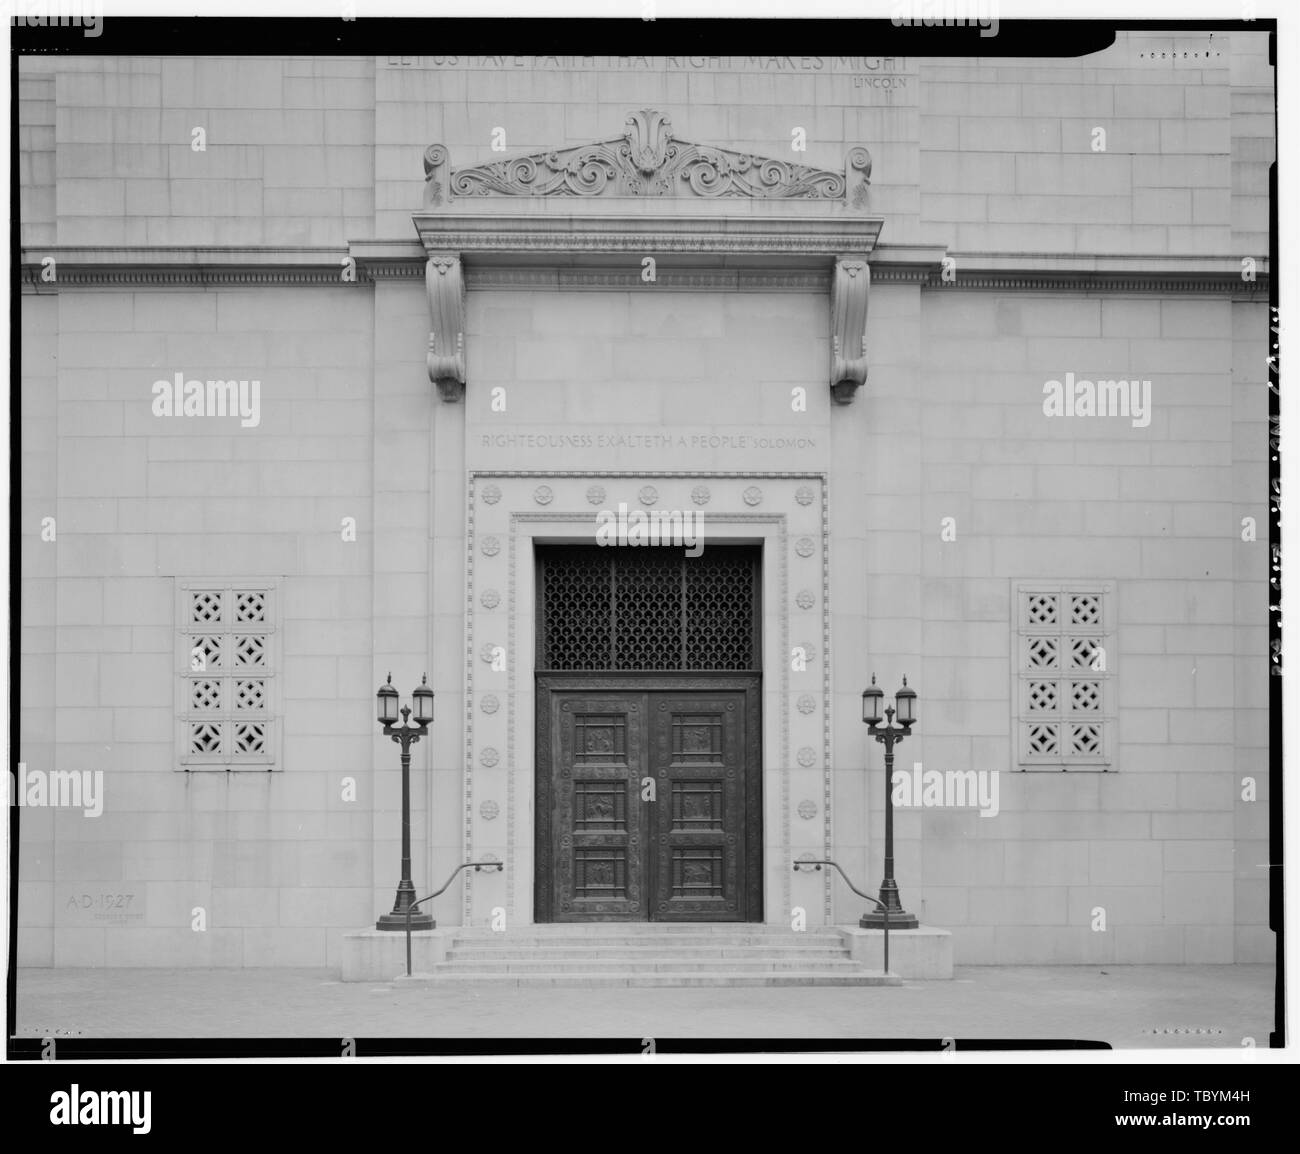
(458, 474), (832, 928)
(534, 672), (763, 923)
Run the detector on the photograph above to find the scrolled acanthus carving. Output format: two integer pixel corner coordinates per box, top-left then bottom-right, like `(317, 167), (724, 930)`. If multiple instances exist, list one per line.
(846, 146), (872, 209)
(426, 110), (872, 204)
(423, 144), (448, 208)
(829, 257), (870, 404)
(426, 254), (466, 402)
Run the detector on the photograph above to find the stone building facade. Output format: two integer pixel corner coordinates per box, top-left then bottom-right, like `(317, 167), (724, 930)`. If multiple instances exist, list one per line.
(18, 38), (1274, 969)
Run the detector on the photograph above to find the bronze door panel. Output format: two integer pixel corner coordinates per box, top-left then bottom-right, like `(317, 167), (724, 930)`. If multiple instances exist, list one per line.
(549, 694), (648, 921)
(648, 693), (747, 922)
(538, 675), (761, 922)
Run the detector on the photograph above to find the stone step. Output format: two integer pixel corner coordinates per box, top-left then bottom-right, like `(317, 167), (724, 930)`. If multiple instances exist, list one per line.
(452, 930), (847, 935)
(396, 971), (901, 988)
(447, 935), (847, 946)
(434, 957), (866, 973)
(446, 947), (850, 960)
(390, 922), (892, 987)
(453, 924), (806, 935)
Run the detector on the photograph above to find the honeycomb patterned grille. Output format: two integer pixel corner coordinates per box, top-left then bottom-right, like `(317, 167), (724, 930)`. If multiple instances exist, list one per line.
(540, 546), (756, 671)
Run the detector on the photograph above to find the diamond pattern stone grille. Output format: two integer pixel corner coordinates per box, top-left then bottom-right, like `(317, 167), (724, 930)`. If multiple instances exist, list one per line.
(1016, 584), (1113, 768)
(191, 636), (221, 671)
(190, 723), (221, 754)
(192, 591), (222, 624)
(1071, 680), (1101, 712)
(235, 591), (266, 622)
(181, 582), (274, 768)
(235, 680), (265, 711)
(539, 546), (757, 671)
(1027, 723), (1059, 756)
(1070, 637), (1102, 669)
(1070, 594), (1101, 627)
(1026, 593), (1057, 625)
(234, 723), (266, 754)
(234, 635), (266, 666)
(1027, 681), (1057, 712)
(1026, 637), (1058, 668)
(1070, 724), (1101, 755)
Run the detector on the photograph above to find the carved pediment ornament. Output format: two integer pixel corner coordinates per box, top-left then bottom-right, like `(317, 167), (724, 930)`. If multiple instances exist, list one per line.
(423, 109), (871, 203)
(426, 254), (466, 402)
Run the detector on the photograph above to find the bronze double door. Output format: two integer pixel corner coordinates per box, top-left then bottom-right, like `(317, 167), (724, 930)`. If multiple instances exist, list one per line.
(536, 674), (762, 922)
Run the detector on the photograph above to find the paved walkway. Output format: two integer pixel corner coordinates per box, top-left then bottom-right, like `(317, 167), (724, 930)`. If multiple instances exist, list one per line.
(14, 965), (1274, 1048)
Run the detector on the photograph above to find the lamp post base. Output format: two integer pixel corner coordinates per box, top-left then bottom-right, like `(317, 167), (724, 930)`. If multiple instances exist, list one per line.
(375, 911), (436, 932)
(859, 909), (920, 930)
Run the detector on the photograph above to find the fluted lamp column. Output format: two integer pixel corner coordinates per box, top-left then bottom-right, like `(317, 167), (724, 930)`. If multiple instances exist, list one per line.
(860, 674), (920, 930)
(375, 673), (435, 931)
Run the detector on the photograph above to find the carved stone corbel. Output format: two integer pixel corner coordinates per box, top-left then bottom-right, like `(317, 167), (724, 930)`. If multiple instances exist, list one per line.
(422, 144), (447, 208)
(846, 146), (872, 212)
(426, 254), (466, 402)
(830, 257), (870, 404)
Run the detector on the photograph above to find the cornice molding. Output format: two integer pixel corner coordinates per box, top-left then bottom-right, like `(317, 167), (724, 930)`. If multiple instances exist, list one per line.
(921, 271), (1269, 294)
(20, 266), (356, 289)
(19, 246), (1269, 298)
(410, 213), (887, 260)
(463, 267), (831, 291)
(914, 251), (1270, 295)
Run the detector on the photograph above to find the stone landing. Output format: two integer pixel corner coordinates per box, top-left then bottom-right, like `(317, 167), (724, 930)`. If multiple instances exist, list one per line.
(836, 925), (954, 979)
(341, 927), (458, 982)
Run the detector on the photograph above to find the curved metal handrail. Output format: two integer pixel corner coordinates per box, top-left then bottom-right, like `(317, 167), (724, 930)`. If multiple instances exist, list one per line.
(793, 857), (895, 976)
(403, 860), (504, 977)
(793, 859), (886, 910)
(409, 860), (503, 915)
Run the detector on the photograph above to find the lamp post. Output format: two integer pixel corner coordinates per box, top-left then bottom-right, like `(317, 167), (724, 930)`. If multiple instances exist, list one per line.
(860, 674), (919, 930)
(375, 673), (436, 932)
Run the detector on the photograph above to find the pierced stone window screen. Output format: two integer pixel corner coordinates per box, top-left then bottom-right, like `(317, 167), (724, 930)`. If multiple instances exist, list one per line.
(1013, 581), (1115, 771)
(536, 545), (760, 671)
(175, 581), (279, 769)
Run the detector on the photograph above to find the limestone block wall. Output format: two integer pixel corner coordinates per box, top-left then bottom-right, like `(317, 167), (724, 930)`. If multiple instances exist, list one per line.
(872, 289), (1271, 964)
(19, 285), (378, 968)
(20, 37), (1272, 258)
(920, 30), (1272, 257)
(464, 288), (830, 468)
(15, 42), (1273, 966)
(19, 55), (376, 248)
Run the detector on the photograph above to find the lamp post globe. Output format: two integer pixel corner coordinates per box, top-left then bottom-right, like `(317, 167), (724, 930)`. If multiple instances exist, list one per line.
(862, 674), (884, 727)
(895, 675), (917, 727)
(413, 673), (435, 727)
(377, 673), (399, 726)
